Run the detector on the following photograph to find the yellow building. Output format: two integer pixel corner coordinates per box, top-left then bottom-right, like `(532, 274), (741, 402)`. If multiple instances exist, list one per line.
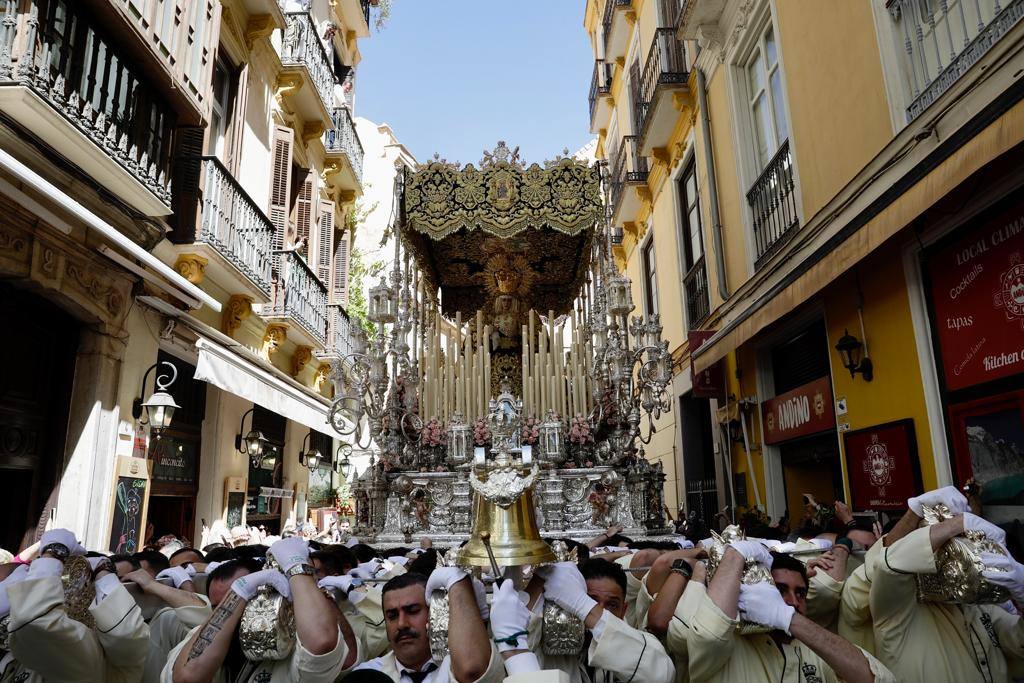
(584, 0), (1024, 527)
(0, 0), (372, 553)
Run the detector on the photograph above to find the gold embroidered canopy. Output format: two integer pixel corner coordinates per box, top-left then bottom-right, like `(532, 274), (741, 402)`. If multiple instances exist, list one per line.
(401, 143), (601, 321)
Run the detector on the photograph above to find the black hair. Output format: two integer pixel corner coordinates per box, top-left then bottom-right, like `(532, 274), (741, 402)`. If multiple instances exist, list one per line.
(85, 551), (106, 558)
(202, 542), (227, 553)
(203, 546), (239, 563)
(384, 547), (411, 558)
(109, 553), (141, 570)
(170, 547), (204, 562)
(208, 557), (263, 586)
(603, 534), (633, 547)
(770, 551), (809, 587)
(579, 557), (627, 596)
(311, 545), (357, 576)
(407, 549), (438, 576)
(133, 550), (170, 573)
(381, 571), (429, 602)
(350, 543), (379, 564)
(627, 540), (680, 551)
(233, 544), (269, 561)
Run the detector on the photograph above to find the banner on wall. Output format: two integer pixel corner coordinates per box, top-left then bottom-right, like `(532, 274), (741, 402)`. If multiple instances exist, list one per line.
(842, 419), (922, 510)
(689, 331), (726, 399)
(761, 376), (836, 445)
(927, 199), (1024, 391)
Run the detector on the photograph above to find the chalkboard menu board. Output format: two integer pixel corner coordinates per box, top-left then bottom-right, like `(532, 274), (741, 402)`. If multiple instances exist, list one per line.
(107, 456), (151, 554)
(223, 476), (247, 529)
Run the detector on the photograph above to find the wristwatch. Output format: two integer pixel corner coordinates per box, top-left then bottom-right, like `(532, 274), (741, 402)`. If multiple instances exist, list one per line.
(284, 563), (315, 579)
(91, 557), (117, 579)
(670, 558), (693, 579)
(40, 542), (70, 562)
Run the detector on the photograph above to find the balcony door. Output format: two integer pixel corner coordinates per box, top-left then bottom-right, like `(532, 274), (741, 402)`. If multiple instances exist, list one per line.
(208, 56), (243, 171)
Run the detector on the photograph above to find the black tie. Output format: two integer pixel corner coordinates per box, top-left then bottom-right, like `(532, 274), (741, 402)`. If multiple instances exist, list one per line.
(405, 663), (439, 683)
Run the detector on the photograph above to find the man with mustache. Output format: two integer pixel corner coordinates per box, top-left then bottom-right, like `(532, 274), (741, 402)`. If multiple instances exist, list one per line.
(352, 568), (503, 682)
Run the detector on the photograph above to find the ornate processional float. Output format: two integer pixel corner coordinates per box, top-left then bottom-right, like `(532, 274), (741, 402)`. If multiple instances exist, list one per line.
(328, 143), (673, 545)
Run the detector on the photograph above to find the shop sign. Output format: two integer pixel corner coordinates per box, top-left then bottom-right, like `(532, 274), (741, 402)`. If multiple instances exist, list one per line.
(842, 419), (922, 510)
(761, 376), (835, 445)
(928, 200), (1024, 391)
(689, 331), (726, 399)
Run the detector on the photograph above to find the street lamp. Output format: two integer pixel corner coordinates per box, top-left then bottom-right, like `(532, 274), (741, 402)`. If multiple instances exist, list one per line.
(132, 361), (180, 438)
(835, 329), (874, 381)
(334, 443), (353, 477)
(299, 431), (323, 472)
(235, 407), (269, 468)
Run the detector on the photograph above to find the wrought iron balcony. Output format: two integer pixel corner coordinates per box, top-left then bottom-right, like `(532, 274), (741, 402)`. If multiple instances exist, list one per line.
(324, 106), (364, 186)
(888, 0), (1024, 121)
(683, 256), (710, 329)
(198, 157), (276, 297)
(326, 303), (355, 359)
(610, 135), (648, 219)
(361, 0), (371, 25)
(588, 60), (613, 127)
(268, 250), (329, 348)
(748, 139), (798, 267)
(281, 11), (336, 114)
(0, 0), (175, 211)
(635, 27), (689, 142)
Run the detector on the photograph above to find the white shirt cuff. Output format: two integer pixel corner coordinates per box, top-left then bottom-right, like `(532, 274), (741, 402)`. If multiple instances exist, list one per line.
(27, 558), (63, 579)
(94, 573), (121, 603)
(504, 652), (541, 675)
(589, 610), (611, 640)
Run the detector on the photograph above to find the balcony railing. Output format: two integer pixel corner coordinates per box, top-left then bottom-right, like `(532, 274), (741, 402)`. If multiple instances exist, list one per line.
(0, 0), (175, 206)
(635, 27), (689, 136)
(657, 0), (682, 26)
(588, 60), (613, 125)
(268, 250), (329, 347)
(281, 11), (336, 113)
(748, 139), (798, 267)
(610, 135), (648, 215)
(327, 304), (355, 358)
(683, 256), (710, 329)
(199, 157), (276, 297)
(324, 106), (364, 185)
(888, 0), (1024, 121)
(360, 0), (371, 25)
(602, 0), (632, 56)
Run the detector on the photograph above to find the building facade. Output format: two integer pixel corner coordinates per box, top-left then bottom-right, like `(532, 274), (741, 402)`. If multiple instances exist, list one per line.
(0, 0), (371, 553)
(583, 0), (1024, 526)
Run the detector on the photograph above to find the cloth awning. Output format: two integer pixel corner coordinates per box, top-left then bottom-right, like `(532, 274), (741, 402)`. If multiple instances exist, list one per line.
(194, 336), (332, 434)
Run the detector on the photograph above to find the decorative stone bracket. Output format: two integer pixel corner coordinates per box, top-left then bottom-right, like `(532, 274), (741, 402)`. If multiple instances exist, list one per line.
(173, 253), (208, 284)
(221, 294), (253, 337)
(291, 345), (314, 378)
(261, 323), (289, 360)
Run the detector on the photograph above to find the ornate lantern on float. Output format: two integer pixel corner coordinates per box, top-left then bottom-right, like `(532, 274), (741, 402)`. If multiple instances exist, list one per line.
(607, 274), (633, 317)
(447, 411), (472, 467)
(539, 409), (565, 466)
(368, 282), (395, 324)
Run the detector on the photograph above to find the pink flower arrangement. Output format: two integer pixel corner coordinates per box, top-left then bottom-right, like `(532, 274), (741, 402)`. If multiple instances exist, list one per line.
(521, 415), (541, 445)
(421, 417), (446, 448)
(568, 414), (593, 445)
(472, 417), (491, 446)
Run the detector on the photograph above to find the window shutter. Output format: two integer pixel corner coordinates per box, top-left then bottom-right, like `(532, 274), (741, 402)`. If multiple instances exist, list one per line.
(293, 172), (316, 261)
(170, 125), (206, 241)
(268, 125), (293, 261)
(333, 230), (350, 305)
(316, 199), (335, 284)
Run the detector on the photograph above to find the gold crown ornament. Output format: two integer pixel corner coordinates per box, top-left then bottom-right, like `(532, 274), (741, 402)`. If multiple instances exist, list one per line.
(238, 555), (295, 661)
(915, 504), (1011, 604)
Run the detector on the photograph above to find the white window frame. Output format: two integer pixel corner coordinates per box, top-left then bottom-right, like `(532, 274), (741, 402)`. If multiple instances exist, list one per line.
(668, 135), (699, 331)
(724, 0), (803, 277)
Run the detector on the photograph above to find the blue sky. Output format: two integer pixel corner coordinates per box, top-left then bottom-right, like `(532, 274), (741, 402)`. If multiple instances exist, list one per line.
(355, 1), (596, 166)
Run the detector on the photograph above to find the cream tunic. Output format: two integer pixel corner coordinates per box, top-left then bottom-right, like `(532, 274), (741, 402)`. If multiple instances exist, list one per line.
(4, 575), (149, 683)
(142, 599), (212, 683)
(664, 580), (707, 683)
(686, 584), (894, 682)
(871, 525), (1024, 682)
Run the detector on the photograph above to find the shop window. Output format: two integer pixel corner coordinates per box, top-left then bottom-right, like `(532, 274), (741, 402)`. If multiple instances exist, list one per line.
(246, 406), (285, 530)
(148, 351), (204, 493)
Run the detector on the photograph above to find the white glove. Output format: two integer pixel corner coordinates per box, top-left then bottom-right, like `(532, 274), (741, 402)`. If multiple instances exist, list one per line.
(908, 486), (969, 517)
(39, 529), (86, 556)
(490, 580), (532, 652)
(539, 561), (597, 620)
(674, 538), (695, 550)
(231, 569), (291, 602)
(269, 537), (310, 573)
(728, 540), (773, 567)
(349, 559), (383, 579)
(318, 574), (362, 597)
(425, 566), (468, 599)
(981, 552), (1024, 602)
(205, 561), (226, 575)
(963, 512), (1007, 545)
(738, 581), (795, 635)
(182, 564), (198, 576)
(386, 555), (411, 567)
(156, 566), (194, 589)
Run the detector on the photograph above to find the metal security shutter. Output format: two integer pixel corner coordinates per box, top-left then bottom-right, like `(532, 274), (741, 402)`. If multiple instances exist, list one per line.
(292, 171), (316, 261)
(770, 320), (830, 395)
(315, 199), (335, 284)
(268, 125), (294, 259)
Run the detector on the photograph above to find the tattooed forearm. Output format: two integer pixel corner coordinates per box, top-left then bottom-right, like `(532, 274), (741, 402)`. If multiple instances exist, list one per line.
(186, 591), (242, 662)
